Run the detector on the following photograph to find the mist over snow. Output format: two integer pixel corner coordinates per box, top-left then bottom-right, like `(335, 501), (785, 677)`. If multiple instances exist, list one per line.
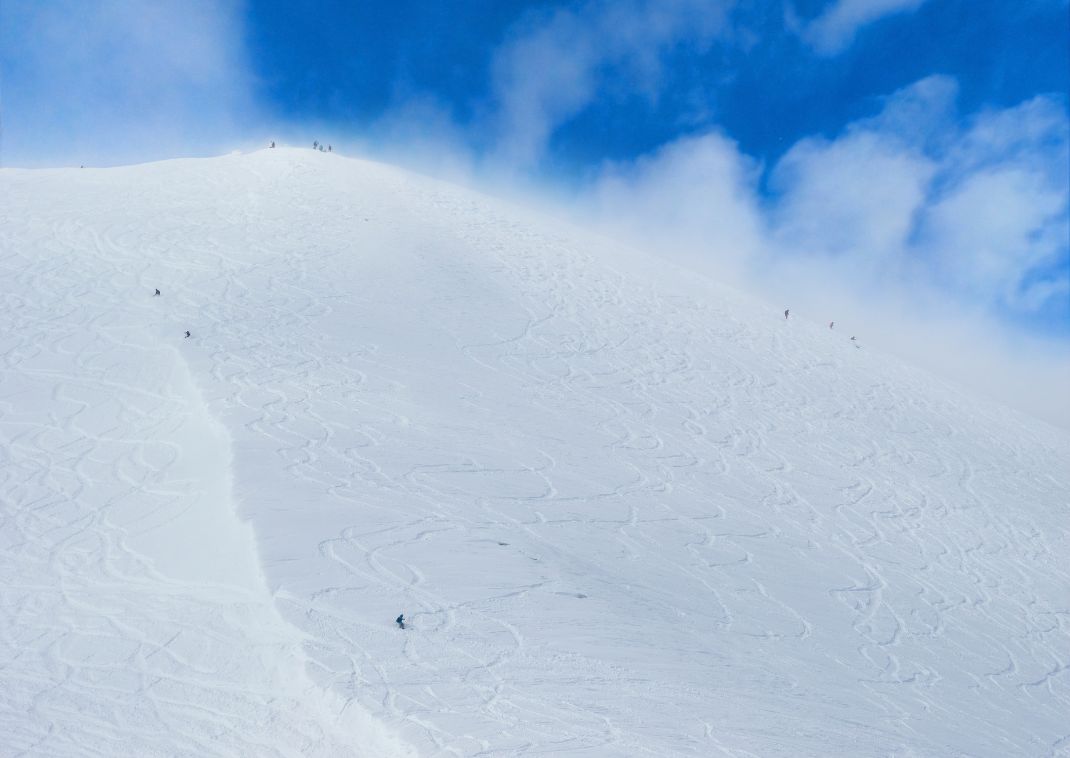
(580, 75), (1070, 429)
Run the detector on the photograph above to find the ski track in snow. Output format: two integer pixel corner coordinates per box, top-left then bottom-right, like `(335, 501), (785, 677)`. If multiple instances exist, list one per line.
(0, 162), (412, 758)
(2, 150), (1069, 757)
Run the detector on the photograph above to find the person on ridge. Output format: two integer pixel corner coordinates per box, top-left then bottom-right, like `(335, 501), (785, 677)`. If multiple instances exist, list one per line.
(396, 614), (405, 630)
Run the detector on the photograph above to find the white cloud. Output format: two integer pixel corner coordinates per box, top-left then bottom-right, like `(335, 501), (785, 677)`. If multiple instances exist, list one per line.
(799, 0), (929, 55)
(851, 74), (958, 147)
(489, 0), (731, 170)
(945, 95), (1069, 180)
(770, 131), (935, 270)
(0, 0), (258, 167)
(580, 76), (1069, 320)
(590, 131), (763, 278)
(761, 77), (1070, 317)
(918, 96), (1070, 311)
(921, 167), (1067, 305)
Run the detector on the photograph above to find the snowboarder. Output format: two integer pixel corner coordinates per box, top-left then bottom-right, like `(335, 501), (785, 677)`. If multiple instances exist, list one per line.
(396, 614), (405, 630)
(829, 321), (834, 329)
(184, 330), (191, 339)
(153, 288), (160, 296)
(784, 309), (790, 320)
(270, 141), (275, 148)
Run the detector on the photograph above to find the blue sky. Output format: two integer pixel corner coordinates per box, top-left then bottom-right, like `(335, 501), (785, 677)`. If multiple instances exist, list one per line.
(243, 0), (1066, 175)
(1, 0), (1068, 398)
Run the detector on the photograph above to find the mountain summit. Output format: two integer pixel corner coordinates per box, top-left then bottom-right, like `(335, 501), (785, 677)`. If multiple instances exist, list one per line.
(2, 149), (1068, 757)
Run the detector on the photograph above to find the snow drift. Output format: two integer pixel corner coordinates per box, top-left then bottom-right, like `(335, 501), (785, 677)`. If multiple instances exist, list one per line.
(1, 149), (1067, 757)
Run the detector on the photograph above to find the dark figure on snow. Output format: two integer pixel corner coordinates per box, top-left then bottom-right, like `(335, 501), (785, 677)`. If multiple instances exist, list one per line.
(328, 145), (332, 152)
(396, 614), (405, 630)
(270, 141), (275, 148)
(784, 309), (790, 320)
(313, 140), (318, 149)
(829, 321), (834, 329)
(184, 330), (191, 339)
(154, 288), (160, 296)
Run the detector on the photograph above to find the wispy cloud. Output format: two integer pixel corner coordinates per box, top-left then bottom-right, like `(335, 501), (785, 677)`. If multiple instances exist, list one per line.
(488, 0), (731, 170)
(761, 75), (1069, 319)
(921, 96), (1070, 311)
(795, 0), (930, 55)
(770, 130), (936, 270)
(0, 0), (258, 167)
(590, 131), (763, 280)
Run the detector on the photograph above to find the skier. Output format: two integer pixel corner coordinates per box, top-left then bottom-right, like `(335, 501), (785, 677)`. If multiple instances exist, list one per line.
(270, 141), (275, 148)
(154, 288), (161, 296)
(784, 309), (790, 320)
(313, 140), (318, 149)
(184, 330), (191, 339)
(829, 321), (834, 329)
(328, 144), (332, 152)
(396, 614), (405, 630)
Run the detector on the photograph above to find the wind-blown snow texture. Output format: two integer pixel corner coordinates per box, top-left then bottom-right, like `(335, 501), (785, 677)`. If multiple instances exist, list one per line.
(1, 149), (1068, 757)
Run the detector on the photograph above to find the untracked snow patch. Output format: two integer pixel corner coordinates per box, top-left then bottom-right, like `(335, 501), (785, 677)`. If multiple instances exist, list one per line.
(2, 149), (1069, 757)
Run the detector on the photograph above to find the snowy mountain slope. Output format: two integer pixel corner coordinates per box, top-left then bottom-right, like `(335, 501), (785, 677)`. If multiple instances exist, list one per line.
(0, 160), (414, 757)
(2, 149), (1068, 757)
